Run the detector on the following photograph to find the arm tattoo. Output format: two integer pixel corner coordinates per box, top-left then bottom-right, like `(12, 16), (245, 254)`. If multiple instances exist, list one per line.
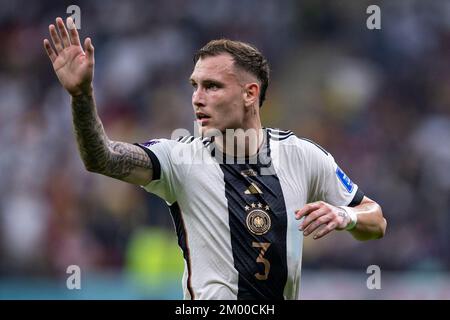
(337, 208), (350, 226)
(104, 140), (151, 179)
(71, 94), (151, 180)
(337, 209), (347, 219)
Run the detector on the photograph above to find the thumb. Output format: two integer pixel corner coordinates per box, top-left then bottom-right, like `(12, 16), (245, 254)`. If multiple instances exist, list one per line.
(84, 37), (94, 63)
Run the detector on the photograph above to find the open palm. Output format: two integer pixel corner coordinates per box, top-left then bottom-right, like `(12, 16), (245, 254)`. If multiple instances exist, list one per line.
(44, 17), (94, 96)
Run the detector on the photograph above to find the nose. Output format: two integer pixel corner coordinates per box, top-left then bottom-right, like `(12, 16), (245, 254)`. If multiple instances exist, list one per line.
(192, 88), (205, 108)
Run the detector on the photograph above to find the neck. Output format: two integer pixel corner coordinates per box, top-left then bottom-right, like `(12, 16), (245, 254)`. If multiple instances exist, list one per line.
(216, 127), (264, 158)
(215, 107), (263, 158)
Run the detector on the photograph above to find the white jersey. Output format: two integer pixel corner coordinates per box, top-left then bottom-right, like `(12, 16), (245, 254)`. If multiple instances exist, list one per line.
(135, 128), (364, 300)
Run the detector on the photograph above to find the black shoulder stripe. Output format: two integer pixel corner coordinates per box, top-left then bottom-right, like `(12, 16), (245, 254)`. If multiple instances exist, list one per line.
(267, 127), (291, 133)
(202, 141), (212, 147)
(134, 143), (161, 180)
(176, 136), (196, 144)
(275, 133), (295, 141)
(267, 128), (293, 136)
(299, 138), (329, 155)
(202, 137), (214, 148)
(268, 133), (294, 141)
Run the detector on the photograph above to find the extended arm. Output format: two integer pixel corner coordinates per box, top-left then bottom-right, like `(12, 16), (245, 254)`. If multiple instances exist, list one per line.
(71, 93), (152, 185)
(295, 196), (386, 241)
(44, 17), (152, 185)
(344, 196), (386, 241)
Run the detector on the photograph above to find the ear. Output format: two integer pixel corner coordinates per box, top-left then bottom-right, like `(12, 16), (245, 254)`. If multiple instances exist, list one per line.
(243, 83), (260, 108)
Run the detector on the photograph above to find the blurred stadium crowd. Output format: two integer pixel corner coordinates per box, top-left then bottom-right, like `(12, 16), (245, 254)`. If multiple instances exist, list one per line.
(0, 0), (449, 297)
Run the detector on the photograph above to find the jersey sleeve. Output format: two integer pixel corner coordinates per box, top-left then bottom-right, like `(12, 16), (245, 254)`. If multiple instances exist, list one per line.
(134, 138), (185, 204)
(301, 139), (364, 207)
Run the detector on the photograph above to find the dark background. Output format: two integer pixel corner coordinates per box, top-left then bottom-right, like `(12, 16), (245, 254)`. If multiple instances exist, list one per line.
(0, 0), (449, 299)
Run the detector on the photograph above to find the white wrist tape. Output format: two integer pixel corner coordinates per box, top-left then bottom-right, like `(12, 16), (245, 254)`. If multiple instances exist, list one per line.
(339, 206), (357, 231)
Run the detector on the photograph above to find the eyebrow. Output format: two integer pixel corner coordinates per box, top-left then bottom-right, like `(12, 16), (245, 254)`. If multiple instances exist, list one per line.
(189, 78), (224, 86)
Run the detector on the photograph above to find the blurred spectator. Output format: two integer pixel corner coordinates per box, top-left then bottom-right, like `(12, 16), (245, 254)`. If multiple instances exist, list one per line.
(0, 0), (449, 292)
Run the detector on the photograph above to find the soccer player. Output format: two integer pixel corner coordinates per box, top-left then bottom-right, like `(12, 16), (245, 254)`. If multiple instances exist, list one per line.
(44, 17), (386, 300)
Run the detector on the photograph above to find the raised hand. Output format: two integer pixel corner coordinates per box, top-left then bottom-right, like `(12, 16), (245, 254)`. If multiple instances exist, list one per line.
(44, 17), (94, 96)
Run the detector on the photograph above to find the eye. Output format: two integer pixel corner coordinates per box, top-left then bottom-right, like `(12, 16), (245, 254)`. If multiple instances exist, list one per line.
(207, 83), (219, 90)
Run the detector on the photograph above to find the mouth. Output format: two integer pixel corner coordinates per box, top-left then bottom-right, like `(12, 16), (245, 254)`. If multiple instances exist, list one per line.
(196, 113), (211, 125)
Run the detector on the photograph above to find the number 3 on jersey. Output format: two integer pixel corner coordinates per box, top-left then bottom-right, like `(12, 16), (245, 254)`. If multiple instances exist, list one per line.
(252, 242), (271, 280)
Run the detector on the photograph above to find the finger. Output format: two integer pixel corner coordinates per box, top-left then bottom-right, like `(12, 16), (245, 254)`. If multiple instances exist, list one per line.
(313, 221), (338, 240)
(84, 37), (94, 64)
(299, 206), (328, 231)
(67, 17), (81, 46)
(43, 39), (57, 63)
(295, 202), (323, 220)
(56, 17), (70, 48)
(303, 214), (331, 236)
(49, 24), (63, 53)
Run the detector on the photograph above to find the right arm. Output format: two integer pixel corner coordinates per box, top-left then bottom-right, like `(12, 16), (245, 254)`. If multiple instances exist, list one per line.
(44, 17), (152, 185)
(71, 93), (153, 185)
